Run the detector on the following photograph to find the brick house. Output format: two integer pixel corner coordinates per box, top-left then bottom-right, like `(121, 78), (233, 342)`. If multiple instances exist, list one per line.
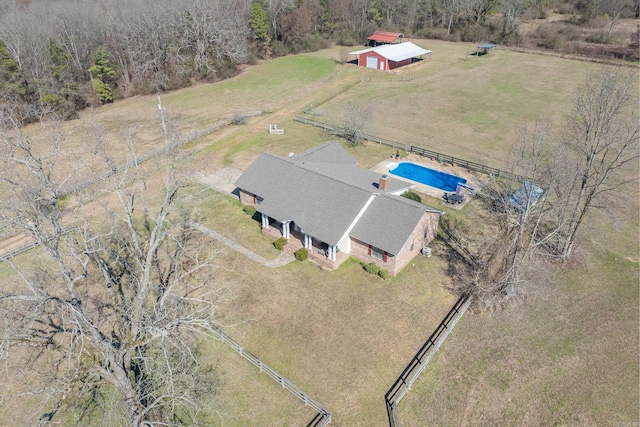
(234, 143), (443, 276)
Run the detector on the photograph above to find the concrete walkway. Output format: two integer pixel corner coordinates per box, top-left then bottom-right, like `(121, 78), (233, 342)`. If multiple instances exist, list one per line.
(191, 222), (295, 268)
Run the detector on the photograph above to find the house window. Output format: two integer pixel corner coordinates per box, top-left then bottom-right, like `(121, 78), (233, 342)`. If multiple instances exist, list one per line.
(410, 239), (414, 252)
(368, 245), (387, 262)
(423, 227), (429, 239)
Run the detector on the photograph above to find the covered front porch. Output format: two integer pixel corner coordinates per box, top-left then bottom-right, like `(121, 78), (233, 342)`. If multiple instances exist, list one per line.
(261, 215), (348, 270)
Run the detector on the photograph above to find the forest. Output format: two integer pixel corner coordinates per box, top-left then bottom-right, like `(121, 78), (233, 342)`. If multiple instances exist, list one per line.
(0, 0), (637, 123)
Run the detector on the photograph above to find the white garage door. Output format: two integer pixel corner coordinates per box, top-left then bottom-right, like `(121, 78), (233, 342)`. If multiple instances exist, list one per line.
(366, 56), (378, 69)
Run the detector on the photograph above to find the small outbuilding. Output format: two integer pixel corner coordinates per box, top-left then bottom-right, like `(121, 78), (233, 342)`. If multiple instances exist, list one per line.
(349, 41), (432, 71)
(366, 31), (404, 46)
(509, 182), (543, 212)
(476, 43), (498, 56)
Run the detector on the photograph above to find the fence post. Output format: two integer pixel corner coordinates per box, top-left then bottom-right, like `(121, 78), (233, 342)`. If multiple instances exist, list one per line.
(386, 399), (400, 427)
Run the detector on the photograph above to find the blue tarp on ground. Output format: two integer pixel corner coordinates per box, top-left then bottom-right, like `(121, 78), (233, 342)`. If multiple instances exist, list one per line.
(509, 182), (543, 212)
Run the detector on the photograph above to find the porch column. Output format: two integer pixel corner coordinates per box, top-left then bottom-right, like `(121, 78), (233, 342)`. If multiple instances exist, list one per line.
(304, 233), (312, 249)
(282, 221), (290, 239)
(328, 245), (336, 262)
(261, 213), (269, 229)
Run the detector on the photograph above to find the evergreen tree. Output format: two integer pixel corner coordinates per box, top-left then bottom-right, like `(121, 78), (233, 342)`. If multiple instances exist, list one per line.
(47, 38), (68, 81)
(249, 2), (271, 58)
(88, 45), (115, 103)
(0, 39), (27, 96)
(41, 38), (70, 106)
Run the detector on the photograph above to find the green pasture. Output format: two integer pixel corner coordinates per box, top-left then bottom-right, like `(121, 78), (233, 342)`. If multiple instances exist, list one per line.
(309, 39), (608, 169)
(191, 41), (638, 426)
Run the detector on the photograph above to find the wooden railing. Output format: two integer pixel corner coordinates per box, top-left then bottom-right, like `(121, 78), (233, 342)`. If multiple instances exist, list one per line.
(210, 327), (332, 426)
(409, 146), (518, 180)
(0, 111), (264, 243)
(385, 294), (472, 427)
(0, 225), (77, 262)
(293, 115), (518, 179)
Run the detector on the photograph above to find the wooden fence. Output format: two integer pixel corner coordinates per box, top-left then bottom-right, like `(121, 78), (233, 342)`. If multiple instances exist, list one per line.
(293, 116), (407, 150)
(210, 326), (332, 426)
(409, 146), (519, 181)
(0, 111), (264, 242)
(64, 110), (264, 196)
(385, 294), (471, 427)
(292, 116), (517, 179)
(0, 225), (77, 262)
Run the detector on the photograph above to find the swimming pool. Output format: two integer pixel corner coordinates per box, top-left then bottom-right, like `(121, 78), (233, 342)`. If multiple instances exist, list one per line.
(389, 162), (466, 192)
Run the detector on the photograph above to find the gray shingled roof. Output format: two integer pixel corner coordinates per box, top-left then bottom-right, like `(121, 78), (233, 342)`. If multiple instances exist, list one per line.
(234, 153), (372, 245)
(350, 194), (440, 255)
(299, 162), (409, 193)
(234, 143), (442, 249)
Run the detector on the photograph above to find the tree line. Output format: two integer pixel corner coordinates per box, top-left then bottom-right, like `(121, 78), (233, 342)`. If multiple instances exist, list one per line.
(1, 0), (636, 124)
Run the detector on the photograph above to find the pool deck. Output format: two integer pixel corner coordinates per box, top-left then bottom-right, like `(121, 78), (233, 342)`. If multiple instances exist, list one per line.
(372, 154), (481, 210)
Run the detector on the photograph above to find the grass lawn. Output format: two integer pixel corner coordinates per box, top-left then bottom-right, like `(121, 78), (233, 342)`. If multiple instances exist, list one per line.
(188, 186), (281, 259)
(400, 236), (639, 426)
(211, 253), (454, 426)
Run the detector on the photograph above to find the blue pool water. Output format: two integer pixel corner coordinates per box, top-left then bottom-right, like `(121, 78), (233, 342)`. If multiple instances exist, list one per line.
(389, 162), (466, 192)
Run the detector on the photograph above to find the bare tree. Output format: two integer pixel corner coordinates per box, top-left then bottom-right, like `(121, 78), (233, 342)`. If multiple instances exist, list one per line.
(444, 120), (566, 310)
(602, 0), (635, 44)
(445, 120), (558, 310)
(0, 114), (227, 425)
(444, 70), (638, 310)
(557, 69), (639, 259)
(337, 101), (372, 145)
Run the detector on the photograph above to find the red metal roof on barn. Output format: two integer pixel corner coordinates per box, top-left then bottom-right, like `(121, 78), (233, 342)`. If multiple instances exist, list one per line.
(367, 31), (403, 42)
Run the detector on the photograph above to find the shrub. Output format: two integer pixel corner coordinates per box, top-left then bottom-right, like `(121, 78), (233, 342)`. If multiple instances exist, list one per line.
(402, 191), (422, 203)
(295, 248), (308, 261)
(243, 205), (256, 216)
(585, 31), (608, 44)
(271, 40), (289, 57)
(378, 269), (390, 279)
(534, 24), (565, 50)
(274, 237), (287, 250)
(304, 33), (331, 52)
(363, 262), (380, 275)
(231, 111), (246, 125)
(415, 27), (460, 42)
(555, 2), (575, 15)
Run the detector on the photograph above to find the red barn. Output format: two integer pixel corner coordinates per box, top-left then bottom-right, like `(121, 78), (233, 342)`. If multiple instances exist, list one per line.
(367, 31), (404, 46)
(349, 42), (432, 71)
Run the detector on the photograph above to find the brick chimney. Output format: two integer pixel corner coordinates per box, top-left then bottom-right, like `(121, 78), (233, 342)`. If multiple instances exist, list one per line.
(379, 174), (390, 191)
